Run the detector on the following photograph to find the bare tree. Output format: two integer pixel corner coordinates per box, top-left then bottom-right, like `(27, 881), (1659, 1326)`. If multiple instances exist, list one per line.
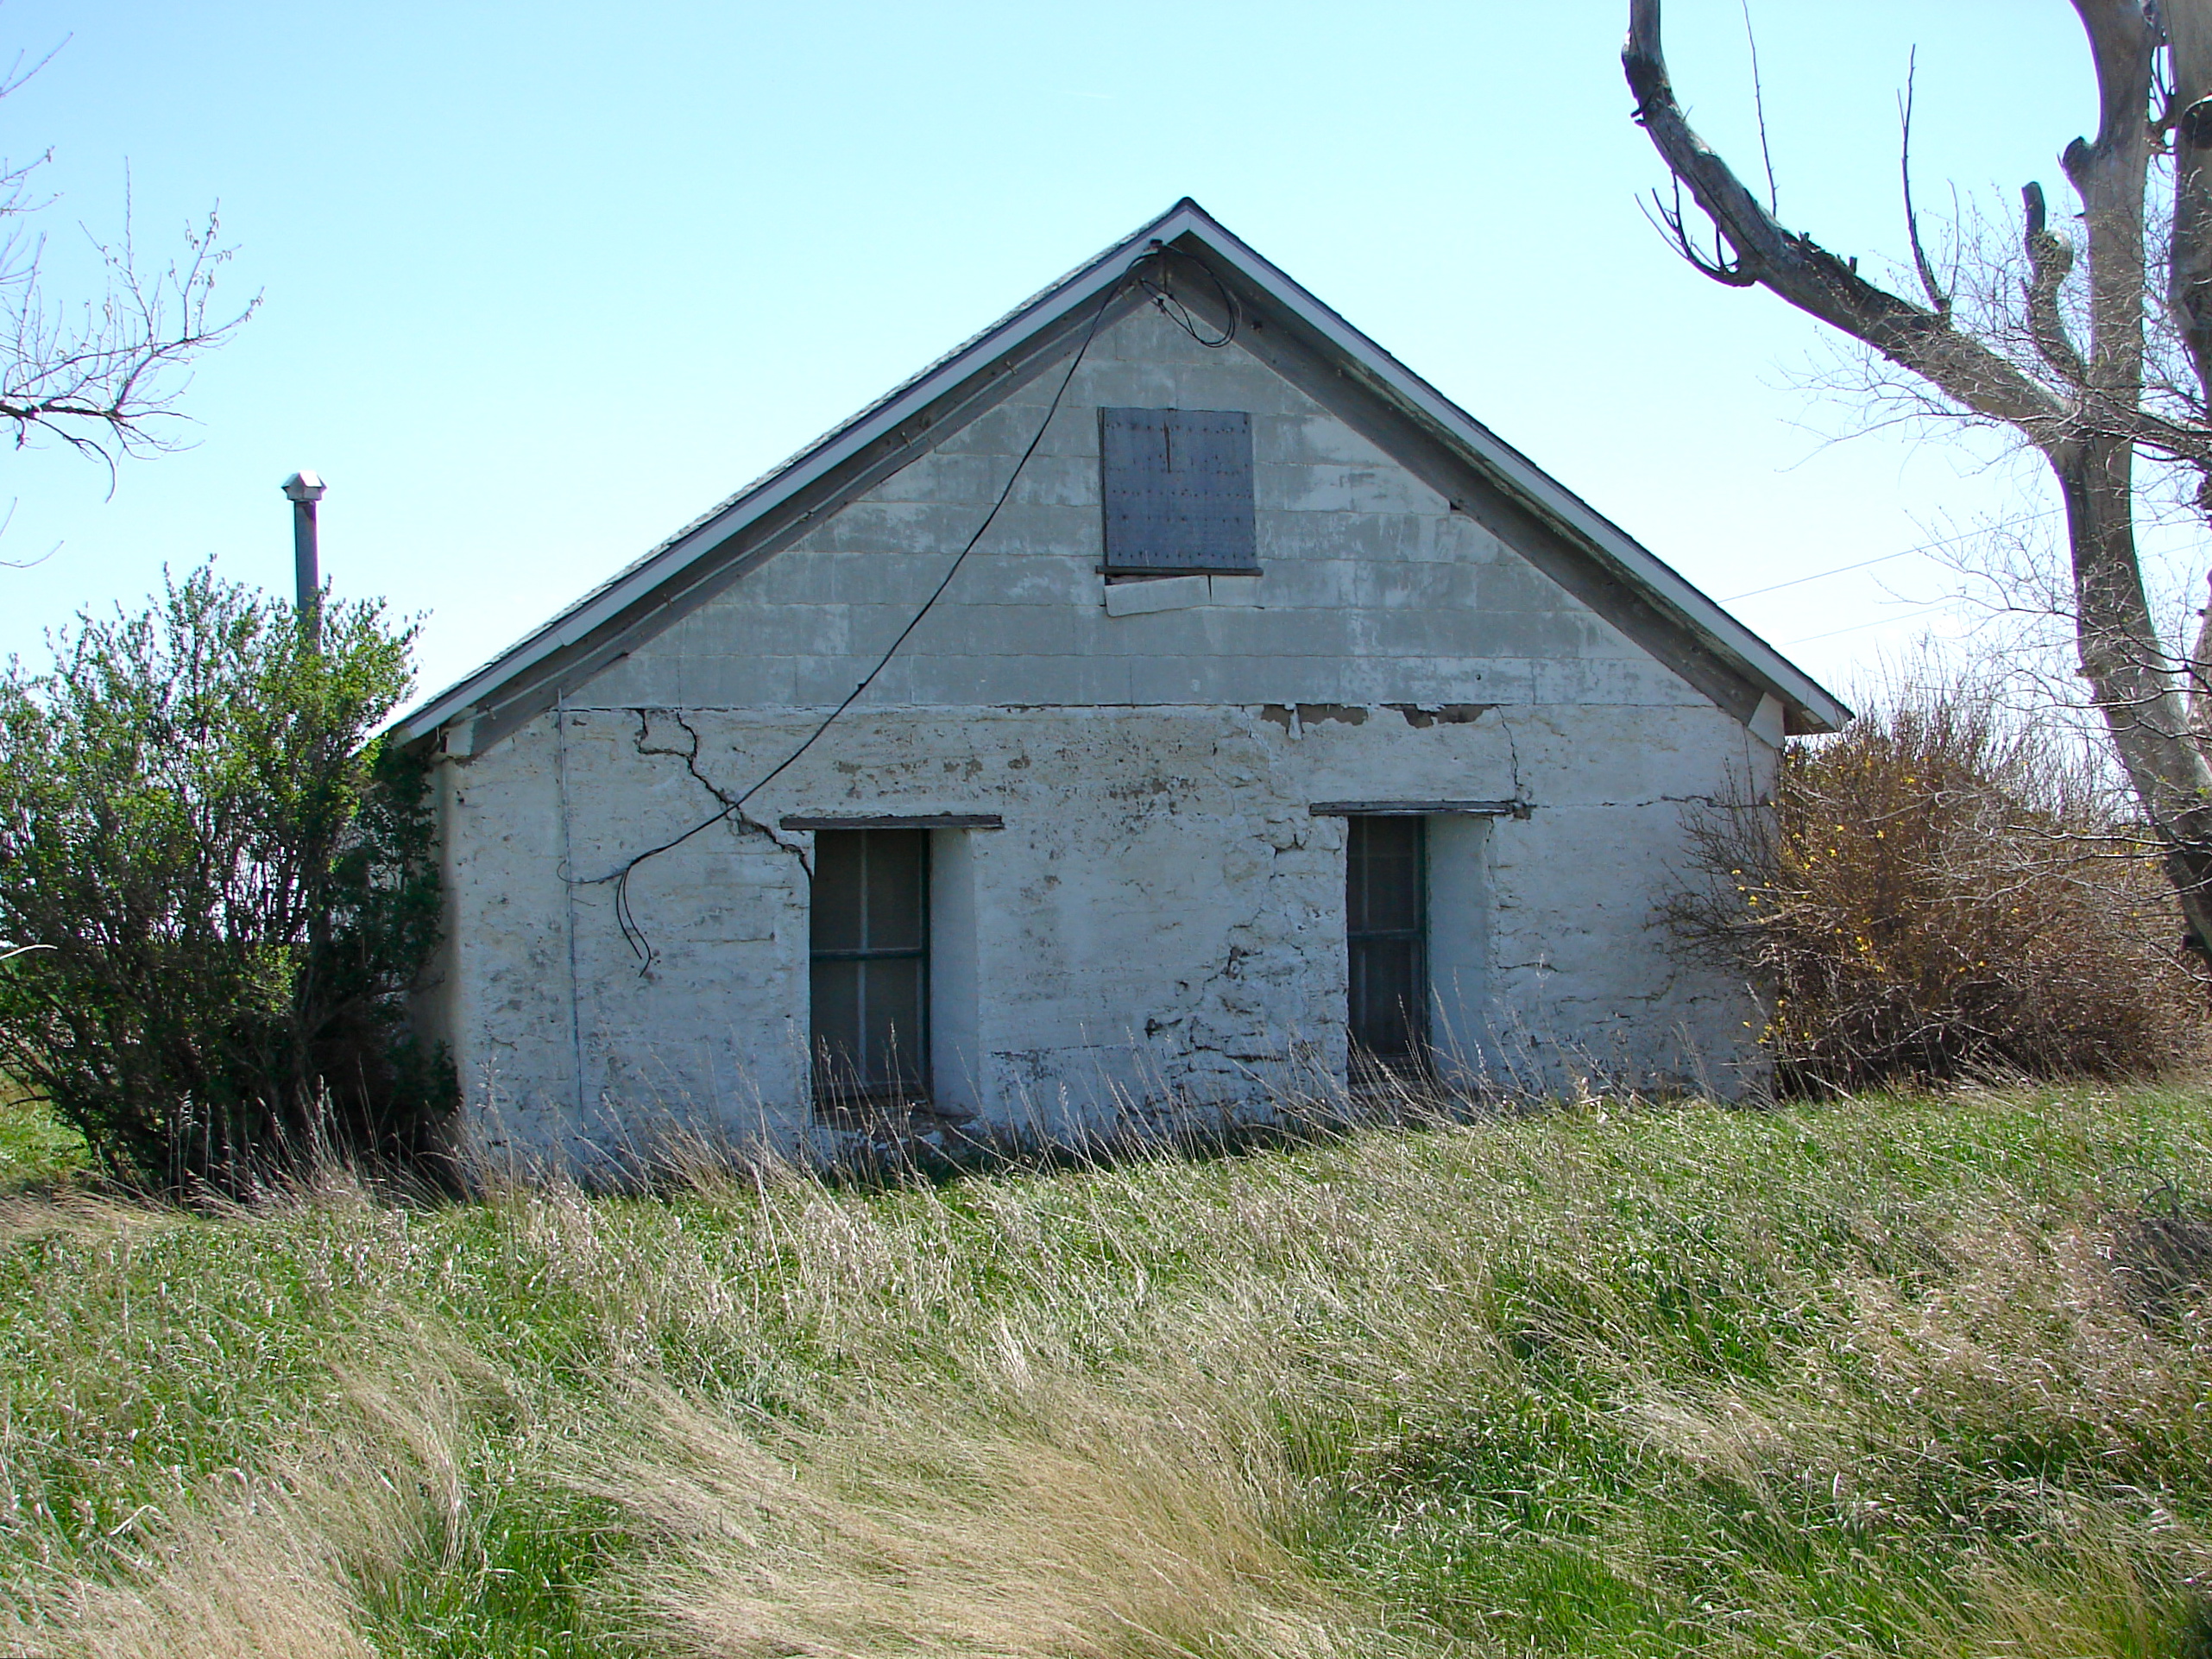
(1624, 0), (2212, 949)
(0, 44), (253, 479)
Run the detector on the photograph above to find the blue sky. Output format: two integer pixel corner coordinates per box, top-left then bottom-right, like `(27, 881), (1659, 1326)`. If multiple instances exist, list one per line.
(0, 2), (2133, 705)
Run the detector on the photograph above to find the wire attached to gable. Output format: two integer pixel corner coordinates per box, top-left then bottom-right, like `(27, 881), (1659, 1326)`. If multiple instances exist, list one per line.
(585, 252), (1210, 971)
(1137, 244), (1238, 349)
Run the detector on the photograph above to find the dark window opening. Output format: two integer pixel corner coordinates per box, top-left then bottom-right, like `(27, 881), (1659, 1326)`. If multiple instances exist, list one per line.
(1099, 407), (1258, 574)
(1346, 815), (1427, 1072)
(810, 829), (929, 1105)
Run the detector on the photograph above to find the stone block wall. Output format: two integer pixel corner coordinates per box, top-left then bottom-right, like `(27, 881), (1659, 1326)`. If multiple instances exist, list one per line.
(419, 304), (1782, 1167)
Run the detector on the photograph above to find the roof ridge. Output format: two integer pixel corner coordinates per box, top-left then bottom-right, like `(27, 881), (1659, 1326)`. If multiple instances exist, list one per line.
(398, 198), (1848, 743)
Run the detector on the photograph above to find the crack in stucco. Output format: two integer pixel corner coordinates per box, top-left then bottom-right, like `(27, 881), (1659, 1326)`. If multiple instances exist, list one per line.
(633, 708), (815, 879)
(1491, 708), (1528, 805)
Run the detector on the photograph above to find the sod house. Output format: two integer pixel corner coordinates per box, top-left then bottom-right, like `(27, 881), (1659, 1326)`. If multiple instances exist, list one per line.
(397, 199), (1846, 1167)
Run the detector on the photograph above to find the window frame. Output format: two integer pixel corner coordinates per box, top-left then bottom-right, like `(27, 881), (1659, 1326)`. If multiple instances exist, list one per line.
(1345, 813), (1430, 1072)
(808, 828), (932, 1108)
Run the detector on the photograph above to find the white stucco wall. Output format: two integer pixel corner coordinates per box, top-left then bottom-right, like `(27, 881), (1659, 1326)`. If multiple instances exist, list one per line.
(425, 306), (1780, 1167)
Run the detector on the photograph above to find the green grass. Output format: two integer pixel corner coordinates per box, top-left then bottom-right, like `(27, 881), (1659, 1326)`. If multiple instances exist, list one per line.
(4, 1085), (2212, 1656)
(0, 1078), (86, 1191)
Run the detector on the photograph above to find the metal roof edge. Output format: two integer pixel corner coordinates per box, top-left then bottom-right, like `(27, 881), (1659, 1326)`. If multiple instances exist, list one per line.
(1163, 213), (1850, 734)
(398, 196), (1849, 742)
(396, 201), (1209, 741)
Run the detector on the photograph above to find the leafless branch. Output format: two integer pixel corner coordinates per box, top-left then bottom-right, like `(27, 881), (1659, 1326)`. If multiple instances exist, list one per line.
(1625, 0), (2067, 441)
(1638, 179), (1757, 286)
(1900, 49), (1951, 318)
(1740, 0), (1780, 218)
(2021, 180), (2089, 385)
(0, 54), (257, 481)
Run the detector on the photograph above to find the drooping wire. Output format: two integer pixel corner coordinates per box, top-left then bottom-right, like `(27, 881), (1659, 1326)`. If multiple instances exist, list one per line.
(588, 254), (1170, 970)
(1137, 244), (1237, 348)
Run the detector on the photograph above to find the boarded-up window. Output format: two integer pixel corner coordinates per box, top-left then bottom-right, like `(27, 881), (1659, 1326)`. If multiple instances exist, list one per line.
(1099, 407), (1258, 573)
(1346, 816), (1427, 1066)
(810, 830), (929, 1104)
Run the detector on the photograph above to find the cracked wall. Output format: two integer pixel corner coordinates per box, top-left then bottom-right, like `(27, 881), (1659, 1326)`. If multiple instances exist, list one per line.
(423, 304), (1782, 1163)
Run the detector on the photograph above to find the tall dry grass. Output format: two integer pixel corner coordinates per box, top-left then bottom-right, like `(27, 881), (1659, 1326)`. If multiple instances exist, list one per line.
(3, 1088), (2211, 1656)
(583, 1380), (1362, 1659)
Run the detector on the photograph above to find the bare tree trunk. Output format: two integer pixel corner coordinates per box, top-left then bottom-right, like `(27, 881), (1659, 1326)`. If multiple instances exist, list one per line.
(1626, 0), (2212, 955)
(2051, 3), (2212, 947)
(2166, 1), (2212, 406)
(2058, 437), (2212, 943)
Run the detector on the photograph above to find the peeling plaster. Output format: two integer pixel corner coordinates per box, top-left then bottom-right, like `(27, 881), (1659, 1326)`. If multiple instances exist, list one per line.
(1387, 703), (1495, 729)
(424, 302), (1781, 1163)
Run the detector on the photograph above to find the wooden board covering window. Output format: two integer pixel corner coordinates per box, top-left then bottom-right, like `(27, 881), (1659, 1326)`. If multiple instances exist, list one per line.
(1099, 407), (1258, 573)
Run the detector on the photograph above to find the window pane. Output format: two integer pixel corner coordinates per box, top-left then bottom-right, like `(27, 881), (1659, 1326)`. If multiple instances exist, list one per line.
(1349, 817), (1422, 934)
(810, 832), (865, 954)
(810, 958), (864, 1094)
(1350, 937), (1422, 1059)
(861, 830), (927, 953)
(861, 956), (927, 1090)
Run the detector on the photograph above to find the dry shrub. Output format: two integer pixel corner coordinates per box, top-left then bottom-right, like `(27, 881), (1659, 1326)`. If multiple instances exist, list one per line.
(1673, 678), (2208, 1092)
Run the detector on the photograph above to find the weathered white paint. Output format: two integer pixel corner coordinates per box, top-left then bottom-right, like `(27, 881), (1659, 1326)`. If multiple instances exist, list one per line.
(1749, 692), (1787, 750)
(1426, 813), (1494, 1088)
(928, 825), (984, 1116)
(420, 305), (1779, 1168)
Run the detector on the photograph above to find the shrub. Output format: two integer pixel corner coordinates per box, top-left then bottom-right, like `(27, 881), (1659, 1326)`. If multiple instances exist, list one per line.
(0, 565), (451, 1190)
(1671, 678), (2207, 1093)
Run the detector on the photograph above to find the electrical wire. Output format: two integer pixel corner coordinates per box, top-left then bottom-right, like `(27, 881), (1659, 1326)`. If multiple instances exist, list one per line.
(1783, 599), (1949, 646)
(1137, 245), (1237, 347)
(1721, 510), (2057, 602)
(587, 246), (1234, 969)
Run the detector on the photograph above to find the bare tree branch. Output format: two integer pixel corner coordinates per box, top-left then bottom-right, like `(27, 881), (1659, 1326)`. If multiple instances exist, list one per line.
(0, 54), (256, 481)
(1739, 0), (1780, 217)
(1639, 178), (1757, 286)
(1624, 0), (2068, 441)
(2023, 180), (2089, 385)
(1900, 50), (1952, 318)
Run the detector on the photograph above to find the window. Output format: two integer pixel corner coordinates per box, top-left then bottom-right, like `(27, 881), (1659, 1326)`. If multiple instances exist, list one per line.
(1099, 407), (1258, 574)
(1346, 815), (1427, 1068)
(810, 829), (929, 1104)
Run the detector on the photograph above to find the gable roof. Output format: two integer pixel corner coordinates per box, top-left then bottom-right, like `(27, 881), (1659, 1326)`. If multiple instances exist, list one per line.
(398, 199), (1848, 747)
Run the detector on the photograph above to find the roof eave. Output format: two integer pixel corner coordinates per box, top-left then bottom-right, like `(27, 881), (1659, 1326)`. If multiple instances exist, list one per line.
(1154, 216), (1850, 734)
(397, 197), (1850, 744)
(396, 202), (1218, 743)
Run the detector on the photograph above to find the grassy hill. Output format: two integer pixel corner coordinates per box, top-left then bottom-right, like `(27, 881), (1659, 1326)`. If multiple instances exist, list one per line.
(4, 1086), (2211, 1658)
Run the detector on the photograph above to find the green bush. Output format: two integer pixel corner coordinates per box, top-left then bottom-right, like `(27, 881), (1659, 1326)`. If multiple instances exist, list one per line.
(0, 565), (451, 1190)
(1671, 678), (2208, 1093)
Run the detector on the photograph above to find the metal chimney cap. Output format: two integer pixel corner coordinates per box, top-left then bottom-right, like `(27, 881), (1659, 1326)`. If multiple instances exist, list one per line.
(280, 470), (326, 502)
